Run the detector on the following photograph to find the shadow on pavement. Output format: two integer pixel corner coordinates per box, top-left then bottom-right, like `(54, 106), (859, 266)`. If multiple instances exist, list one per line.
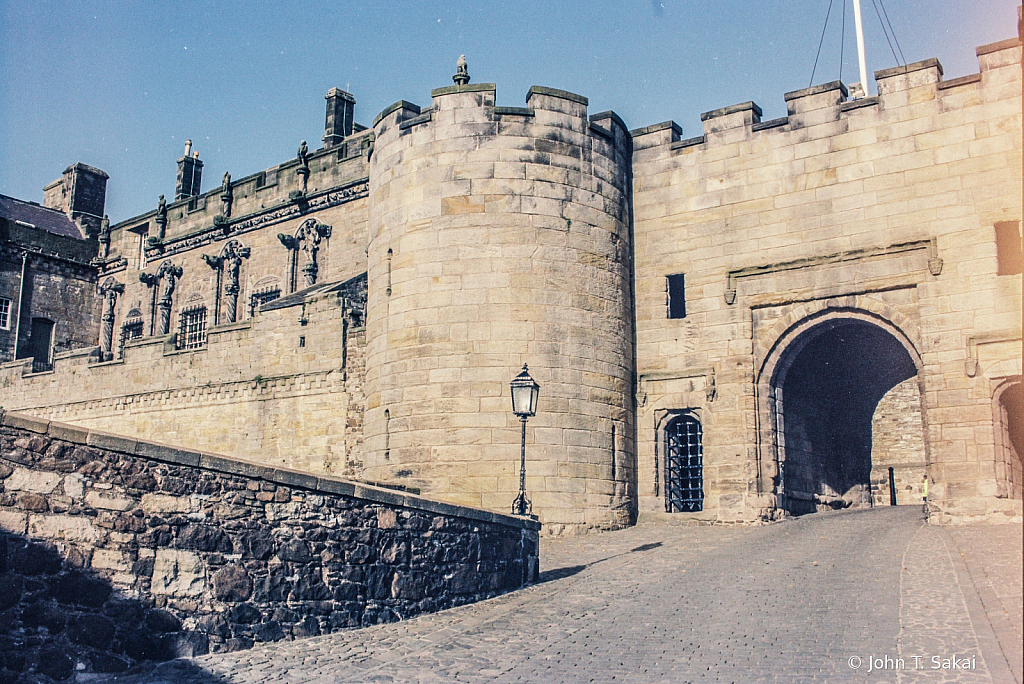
(537, 541), (665, 583)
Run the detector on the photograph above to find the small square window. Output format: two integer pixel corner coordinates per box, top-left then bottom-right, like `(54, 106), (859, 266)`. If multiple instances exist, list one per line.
(0, 297), (10, 330)
(666, 273), (686, 319)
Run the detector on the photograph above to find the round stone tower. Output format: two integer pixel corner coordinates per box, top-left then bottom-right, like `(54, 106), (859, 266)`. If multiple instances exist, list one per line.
(364, 77), (635, 533)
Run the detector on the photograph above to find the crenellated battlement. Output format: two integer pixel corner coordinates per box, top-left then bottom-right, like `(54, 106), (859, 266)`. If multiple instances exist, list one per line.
(372, 83), (631, 155)
(631, 37), (1021, 155)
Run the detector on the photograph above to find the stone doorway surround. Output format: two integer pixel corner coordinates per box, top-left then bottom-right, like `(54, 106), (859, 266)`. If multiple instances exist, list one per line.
(753, 295), (924, 511)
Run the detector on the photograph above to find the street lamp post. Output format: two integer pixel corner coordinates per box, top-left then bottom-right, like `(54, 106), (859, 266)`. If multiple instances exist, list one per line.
(510, 364), (540, 516)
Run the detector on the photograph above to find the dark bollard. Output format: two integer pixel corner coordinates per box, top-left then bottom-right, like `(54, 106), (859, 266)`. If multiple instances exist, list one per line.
(888, 467), (897, 506)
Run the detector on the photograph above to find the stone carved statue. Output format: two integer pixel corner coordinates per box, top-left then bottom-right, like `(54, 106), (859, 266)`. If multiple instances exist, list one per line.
(204, 240), (250, 323)
(299, 219), (331, 287)
(220, 172), (233, 217)
(98, 277), (125, 361)
(453, 54), (470, 85)
(97, 214), (111, 259)
(139, 260), (183, 335)
(279, 219), (332, 290)
(296, 141), (311, 193)
(153, 194), (168, 241)
(157, 261), (180, 307)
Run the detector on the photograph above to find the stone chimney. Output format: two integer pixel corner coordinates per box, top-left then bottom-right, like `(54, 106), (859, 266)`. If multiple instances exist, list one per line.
(323, 88), (356, 149)
(175, 140), (204, 200)
(42, 162), (109, 237)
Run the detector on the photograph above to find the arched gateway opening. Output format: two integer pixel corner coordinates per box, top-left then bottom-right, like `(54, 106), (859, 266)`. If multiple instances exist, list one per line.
(768, 316), (921, 515)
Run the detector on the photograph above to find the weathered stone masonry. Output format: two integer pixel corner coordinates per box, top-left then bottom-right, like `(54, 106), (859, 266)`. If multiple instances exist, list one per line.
(2, 275), (368, 478)
(0, 28), (1021, 532)
(0, 410), (539, 681)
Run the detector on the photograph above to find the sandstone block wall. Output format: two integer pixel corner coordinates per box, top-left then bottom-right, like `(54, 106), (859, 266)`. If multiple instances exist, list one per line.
(631, 38), (1022, 524)
(364, 84), (636, 533)
(0, 411), (539, 681)
(1, 276), (367, 477)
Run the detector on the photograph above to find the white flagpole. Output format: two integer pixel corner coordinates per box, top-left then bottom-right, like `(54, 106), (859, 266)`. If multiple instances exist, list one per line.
(852, 0), (870, 96)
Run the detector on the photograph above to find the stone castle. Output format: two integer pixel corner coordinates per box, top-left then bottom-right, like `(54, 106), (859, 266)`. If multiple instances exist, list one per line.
(2, 27), (1021, 534)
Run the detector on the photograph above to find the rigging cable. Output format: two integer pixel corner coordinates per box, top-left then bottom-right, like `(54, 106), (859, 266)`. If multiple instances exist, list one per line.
(839, 0), (846, 85)
(876, 0), (907, 65)
(870, 0), (904, 67)
(809, 0), (836, 87)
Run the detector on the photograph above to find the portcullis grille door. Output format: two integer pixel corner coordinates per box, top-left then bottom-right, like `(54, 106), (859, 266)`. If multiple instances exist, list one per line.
(665, 415), (703, 512)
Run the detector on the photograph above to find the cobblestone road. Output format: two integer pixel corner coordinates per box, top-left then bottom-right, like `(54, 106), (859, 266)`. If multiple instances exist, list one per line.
(98, 507), (1022, 684)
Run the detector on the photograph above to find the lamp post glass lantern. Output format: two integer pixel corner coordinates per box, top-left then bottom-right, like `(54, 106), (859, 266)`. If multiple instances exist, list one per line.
(510, 364), (540, 516)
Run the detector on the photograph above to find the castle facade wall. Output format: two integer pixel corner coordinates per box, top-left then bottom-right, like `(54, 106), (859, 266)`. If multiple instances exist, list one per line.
(0, 278), (367, 477)
(631, 39), (1022, 524)
(1, 33), (1020, 532)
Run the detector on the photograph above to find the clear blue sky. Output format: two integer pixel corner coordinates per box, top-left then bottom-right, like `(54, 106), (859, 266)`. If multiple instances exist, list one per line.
(1, 1), (1019, 221)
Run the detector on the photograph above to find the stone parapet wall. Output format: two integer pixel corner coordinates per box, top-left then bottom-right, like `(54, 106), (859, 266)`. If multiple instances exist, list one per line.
(0, 410), (539, 682)
(107, 133), (372, 263)
(0, 275), (367, 476)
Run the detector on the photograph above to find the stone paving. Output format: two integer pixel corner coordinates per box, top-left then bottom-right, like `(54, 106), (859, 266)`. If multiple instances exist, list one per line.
(94, 507), (1022, 684)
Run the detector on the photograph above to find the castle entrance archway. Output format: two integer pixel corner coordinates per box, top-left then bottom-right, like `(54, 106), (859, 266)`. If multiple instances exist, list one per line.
(993, 377), (1023, 500)
(767, 315), (921, 515)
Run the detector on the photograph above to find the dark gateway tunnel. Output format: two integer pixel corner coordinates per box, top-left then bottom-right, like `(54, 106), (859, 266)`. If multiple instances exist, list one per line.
(773, 319), (919, 514)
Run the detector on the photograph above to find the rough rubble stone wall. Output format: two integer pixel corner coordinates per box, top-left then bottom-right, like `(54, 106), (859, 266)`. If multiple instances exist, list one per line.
(0, 411), (539, 682)
(0, 276), (367, 476)
(631, 38), (1022, 524)
(364, 85), (636, 534)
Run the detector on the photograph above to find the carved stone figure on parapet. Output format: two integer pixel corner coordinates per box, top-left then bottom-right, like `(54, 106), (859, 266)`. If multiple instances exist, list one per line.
(98, 277), (125, 361)
(296, 141), (311, 193)
(97, 214), (111, 259)
(220, 171), (233, 217)
(152, 194), (168, 242)
(453, 54), (470, 85)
